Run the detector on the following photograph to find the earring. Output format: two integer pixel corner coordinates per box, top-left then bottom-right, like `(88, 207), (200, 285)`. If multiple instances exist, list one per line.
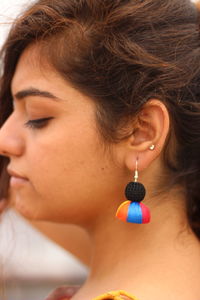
(116, 158), (151, 224)
(149, 144), (155, 150)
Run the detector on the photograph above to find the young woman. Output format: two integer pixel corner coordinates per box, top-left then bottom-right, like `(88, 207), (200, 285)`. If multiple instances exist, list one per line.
(0, 0), (200, 299)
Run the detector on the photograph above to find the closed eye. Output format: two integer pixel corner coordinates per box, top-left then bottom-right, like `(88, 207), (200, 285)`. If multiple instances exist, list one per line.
(24, 117), (54, 129)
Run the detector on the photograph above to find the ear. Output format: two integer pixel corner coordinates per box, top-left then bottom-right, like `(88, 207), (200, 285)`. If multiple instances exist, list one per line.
(123, 99), (170, 172)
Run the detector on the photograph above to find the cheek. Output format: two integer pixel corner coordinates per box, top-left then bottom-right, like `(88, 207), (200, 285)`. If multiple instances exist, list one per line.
(24, 127), (114, 222)
(30, 126), (100, 184)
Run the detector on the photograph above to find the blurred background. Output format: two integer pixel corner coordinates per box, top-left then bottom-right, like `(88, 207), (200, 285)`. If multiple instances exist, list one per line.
(0, 3), (88, 300)
(0, 210), (88, 300)
(0, 0), (198, 299)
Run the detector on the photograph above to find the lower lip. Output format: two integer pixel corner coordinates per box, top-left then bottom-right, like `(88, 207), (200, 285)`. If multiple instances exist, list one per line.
(10, 176), (29, 188)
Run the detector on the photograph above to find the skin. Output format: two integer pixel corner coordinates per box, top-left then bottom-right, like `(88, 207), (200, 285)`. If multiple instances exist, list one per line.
(2, 45), (123, 226)
(0, 44), (200, 300)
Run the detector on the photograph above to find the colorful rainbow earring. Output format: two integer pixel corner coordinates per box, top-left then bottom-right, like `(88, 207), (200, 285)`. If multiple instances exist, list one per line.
(116, 149), (154, 224)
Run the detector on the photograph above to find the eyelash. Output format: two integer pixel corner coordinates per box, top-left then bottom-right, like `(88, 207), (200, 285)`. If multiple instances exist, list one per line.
(24, 117), (54, 129)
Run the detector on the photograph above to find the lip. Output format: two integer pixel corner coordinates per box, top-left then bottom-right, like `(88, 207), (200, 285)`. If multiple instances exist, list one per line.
(7, 168), (28, 180)
(7, 168), (29, 188)
(9, 176), (29, 188)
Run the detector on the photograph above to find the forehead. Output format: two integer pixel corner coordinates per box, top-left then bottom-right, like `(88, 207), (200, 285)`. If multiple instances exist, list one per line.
(11, 45), (59, 92)
(10, 44), (97, 113)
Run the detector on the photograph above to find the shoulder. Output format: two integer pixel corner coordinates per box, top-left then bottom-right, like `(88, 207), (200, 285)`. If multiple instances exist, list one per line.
(44, 288), (139, 300)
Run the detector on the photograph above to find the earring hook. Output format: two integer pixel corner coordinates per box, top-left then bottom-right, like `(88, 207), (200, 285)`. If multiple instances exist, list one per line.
(134, 158), (139, 182)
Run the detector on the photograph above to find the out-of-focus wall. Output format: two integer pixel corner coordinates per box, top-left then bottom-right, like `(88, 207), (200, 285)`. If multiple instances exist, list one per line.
(0, 0), (30, 47)
(0, 210), (88, 300)
(0, 2), (88, 299)
(0, 209), (88, 282)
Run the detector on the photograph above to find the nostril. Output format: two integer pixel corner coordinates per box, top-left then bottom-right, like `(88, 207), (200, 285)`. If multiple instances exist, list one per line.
(0, 137), (24, 157)
(0, 150), (10, 157)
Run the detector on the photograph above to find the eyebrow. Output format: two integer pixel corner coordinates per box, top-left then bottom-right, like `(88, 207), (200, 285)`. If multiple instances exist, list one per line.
(14, 87), (62, 102)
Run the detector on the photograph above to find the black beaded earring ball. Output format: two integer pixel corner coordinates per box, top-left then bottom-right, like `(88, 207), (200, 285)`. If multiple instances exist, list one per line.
(125, 182), (146, 202)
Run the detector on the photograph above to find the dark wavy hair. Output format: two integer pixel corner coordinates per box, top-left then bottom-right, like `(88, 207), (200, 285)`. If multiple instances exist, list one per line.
(1, 0), (200, 237)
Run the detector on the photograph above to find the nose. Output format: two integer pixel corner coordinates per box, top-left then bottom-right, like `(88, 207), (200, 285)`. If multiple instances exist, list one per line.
(0, 112), (25, 158)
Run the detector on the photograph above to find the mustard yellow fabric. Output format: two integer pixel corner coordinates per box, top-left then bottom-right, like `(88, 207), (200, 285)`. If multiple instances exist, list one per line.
(92, 290), (139, 300)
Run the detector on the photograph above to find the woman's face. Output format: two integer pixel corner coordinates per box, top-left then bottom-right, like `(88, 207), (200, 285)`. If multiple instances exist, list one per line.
(0, 46), (125, 226)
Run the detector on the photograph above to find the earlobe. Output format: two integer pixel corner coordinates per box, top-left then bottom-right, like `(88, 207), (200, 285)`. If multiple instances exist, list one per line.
(124, 99), (170, 172)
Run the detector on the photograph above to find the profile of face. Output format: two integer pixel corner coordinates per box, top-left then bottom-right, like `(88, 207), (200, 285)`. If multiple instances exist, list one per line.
(0, 45), (126, 226)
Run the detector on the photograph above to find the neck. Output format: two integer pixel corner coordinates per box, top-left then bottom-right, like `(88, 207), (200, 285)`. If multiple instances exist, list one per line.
(73, 190), (200, 300)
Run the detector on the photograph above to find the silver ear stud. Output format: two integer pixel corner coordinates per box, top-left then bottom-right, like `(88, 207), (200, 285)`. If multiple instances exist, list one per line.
(149, 144), (155, 150)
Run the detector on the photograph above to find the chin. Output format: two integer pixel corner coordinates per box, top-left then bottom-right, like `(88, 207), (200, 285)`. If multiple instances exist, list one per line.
(13, 195), (39, 220)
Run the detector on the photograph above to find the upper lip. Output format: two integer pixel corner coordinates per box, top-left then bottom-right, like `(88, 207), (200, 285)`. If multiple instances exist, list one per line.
(7, 168), (28, 179)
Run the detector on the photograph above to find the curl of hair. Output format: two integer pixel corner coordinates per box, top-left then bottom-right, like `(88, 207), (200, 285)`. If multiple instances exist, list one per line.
(1, 0), (200, 236)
